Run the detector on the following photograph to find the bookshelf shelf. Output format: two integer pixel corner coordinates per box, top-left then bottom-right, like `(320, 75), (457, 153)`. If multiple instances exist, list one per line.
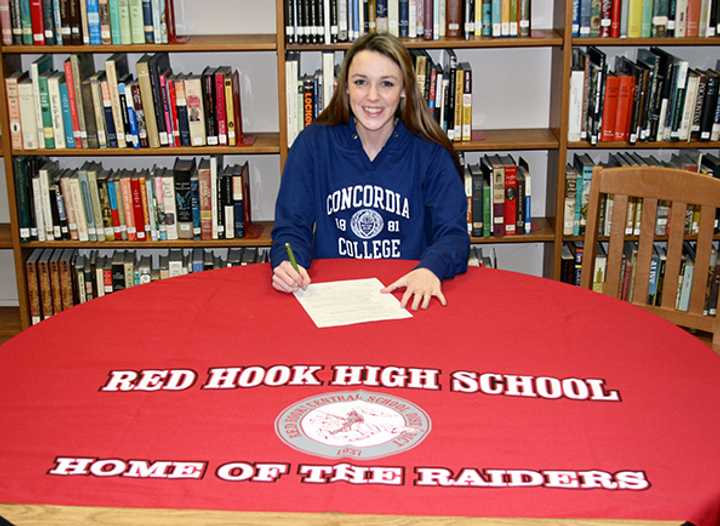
(456, 128), (559, 151)
(12, 133), (281, 156)
(0, 223), (12, 249)
(470, 217), (555, 244)
(20, 222), (274, 249)
(0, 34), (278, 54)
(572, 36), (720, 46)
(567, 139), (720, 150)
(286, 29), (563, 50)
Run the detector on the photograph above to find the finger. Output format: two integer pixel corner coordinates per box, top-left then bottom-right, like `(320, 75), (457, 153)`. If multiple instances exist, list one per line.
(381, 278), (405, 293)
(274, 268), (297, 289)
(272, 274), (295, 293)
(411, 291), (422, 311)
(298, 267), (312, 288)
(421, 292), (431, 310)
(400, 289), (412, 308)
(437, 290), (447, 306)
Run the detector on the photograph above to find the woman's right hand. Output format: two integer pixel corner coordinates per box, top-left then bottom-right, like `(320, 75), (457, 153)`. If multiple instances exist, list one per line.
(272, 260), (311, 293)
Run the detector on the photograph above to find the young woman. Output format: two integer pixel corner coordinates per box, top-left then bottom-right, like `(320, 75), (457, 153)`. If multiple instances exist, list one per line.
(270, 32), (469, 310)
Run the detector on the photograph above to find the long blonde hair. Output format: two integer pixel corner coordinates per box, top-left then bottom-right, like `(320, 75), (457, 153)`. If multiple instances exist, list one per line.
(316, 32), (462, 178)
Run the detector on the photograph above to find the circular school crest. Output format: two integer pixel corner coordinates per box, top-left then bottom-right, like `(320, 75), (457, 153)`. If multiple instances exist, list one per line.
(275, 391), (431, 460)
(350, 209), (384, 239)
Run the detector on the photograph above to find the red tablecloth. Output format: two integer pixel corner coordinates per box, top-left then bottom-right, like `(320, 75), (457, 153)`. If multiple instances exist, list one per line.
(1, 259), (719, 524)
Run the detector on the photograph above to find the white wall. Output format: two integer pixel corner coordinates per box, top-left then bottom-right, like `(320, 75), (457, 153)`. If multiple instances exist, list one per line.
(0, 0), (561, 306)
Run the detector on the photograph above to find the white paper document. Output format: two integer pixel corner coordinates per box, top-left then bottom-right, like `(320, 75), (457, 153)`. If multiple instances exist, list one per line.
(293, 277), (413, 328)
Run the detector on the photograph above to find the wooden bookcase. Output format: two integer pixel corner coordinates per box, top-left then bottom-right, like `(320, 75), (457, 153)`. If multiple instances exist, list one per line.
(2, 0), (717, 332)
(554, 26), (720, 279)
(0, 24), (286, 329)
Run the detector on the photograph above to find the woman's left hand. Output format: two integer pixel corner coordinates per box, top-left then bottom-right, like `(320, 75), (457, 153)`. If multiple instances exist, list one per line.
(381, 268), (446, 310)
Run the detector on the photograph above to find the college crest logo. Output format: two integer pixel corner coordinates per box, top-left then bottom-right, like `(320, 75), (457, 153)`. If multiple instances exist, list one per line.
(275, 391), (431, 460)
(350, 209), (384, 239)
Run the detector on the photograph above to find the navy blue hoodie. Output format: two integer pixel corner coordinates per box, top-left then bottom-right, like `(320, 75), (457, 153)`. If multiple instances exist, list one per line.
(270, 119), (469, 280)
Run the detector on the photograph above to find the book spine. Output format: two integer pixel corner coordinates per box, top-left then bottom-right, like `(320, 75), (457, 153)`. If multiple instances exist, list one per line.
(131, 83), (148, 147)
(224, 75), (235, 146)
(139, 176), (150, 237)
(9, 0), (22, 43)
(18, 81), (38, 149)
(158, 70), (174, 146)
(190, 174), (200, 238)
(14, 160), (32, 240)
(100, 78), (118, 147)
(106, 59), (127, 148)
(108, 0), (120, 42)
(153, 173), (165, 239)
(19, 0), (32, 44)
(106, 177), (120, 238)
(135, 60), (159, 147)
(79, 0), (89, 43)
(175, 77), (191, 146)
(117, 81), (132, 146)
(141, 0), (152, 41)
(62, 61), (80, 147)
(87, 0), (101, 43)
(232, 172), (244, 238)
(55, 82), (73, 150)
(123, 82), (140, 148)
(29, 0), (45, 44)
(130, 177), (146, 239)
(203, 71), (217, 145)
(209, 72), (225, 146)
(118, 0), (130, 43)
(167, 76), (180, 146)
(38, 75), (55, 148)
(119, 177), (136, 240)
(232, 70), (243, 144)
(98, 0), (111, 42)
(5, 76), (22, 150)
(151, 0), (160, 42)
(42, 0), (56, 43)
(128, 0), (143, 42)
(80, 79), (98, 148)
(48, 77), (66, 149)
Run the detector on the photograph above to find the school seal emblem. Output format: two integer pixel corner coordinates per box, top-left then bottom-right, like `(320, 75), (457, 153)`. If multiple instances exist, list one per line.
(350, 209), (384, 239)
(275, 391), (431, 460)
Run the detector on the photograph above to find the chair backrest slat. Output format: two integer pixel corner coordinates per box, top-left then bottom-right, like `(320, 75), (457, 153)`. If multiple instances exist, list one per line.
(605, 194), (628, 298)
(634, 197), (658, 306)
(690, 205), (716, 315)
(661, 202), (687, 310)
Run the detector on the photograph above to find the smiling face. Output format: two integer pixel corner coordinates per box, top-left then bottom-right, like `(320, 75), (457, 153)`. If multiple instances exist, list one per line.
(346, 50), (405, 147)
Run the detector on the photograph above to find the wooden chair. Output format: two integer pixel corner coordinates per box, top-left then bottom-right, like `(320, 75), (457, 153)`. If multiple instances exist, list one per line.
(580, 166), (720, 351)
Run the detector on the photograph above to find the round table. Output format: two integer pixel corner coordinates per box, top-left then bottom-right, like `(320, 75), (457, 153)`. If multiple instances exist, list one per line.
(1, 259), (718, 526)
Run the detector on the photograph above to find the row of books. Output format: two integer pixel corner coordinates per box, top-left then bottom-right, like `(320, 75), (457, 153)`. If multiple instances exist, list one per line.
(463, 153), (532, 237)
(13, 156), (252, 243)
(25, 246), (269, 325)
(572, 0), (720, 38)
(285, 48), (472, 146)
(561, 240), (720, 316)
(563, 150), (720, 237)
(284, 0), (532, 43)
(568, 47), (720, 145)
(412, 49), (472, 142)
(6, 53), (246, 151)
(0, 0), (176, 46)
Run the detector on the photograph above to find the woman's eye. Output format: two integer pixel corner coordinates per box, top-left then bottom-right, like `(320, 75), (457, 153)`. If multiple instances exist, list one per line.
(353, 79), (366, 86)
(382, 81), (395, 88)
